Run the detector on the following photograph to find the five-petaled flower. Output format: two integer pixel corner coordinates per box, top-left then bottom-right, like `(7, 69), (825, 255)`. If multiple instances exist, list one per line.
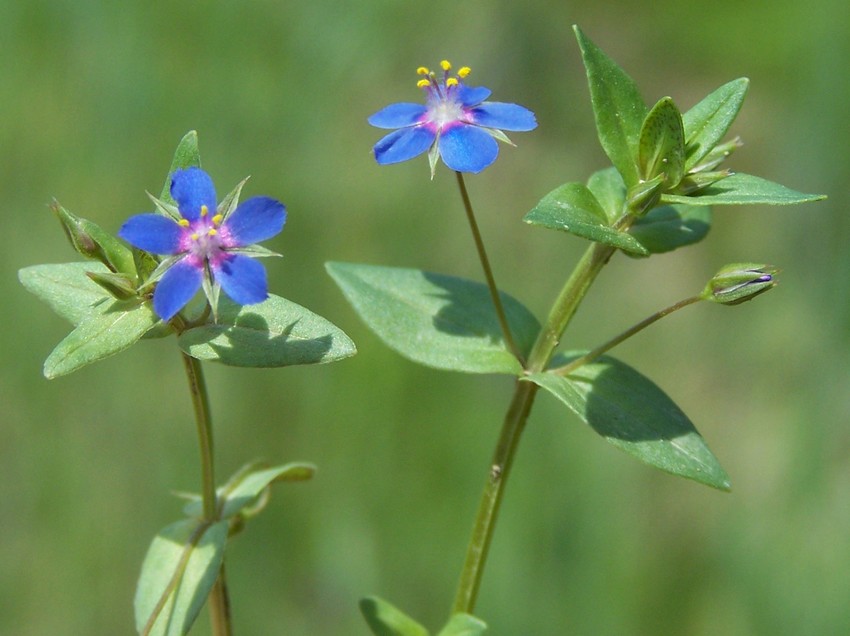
(119, 167), (286, 321)
(368, 61), (537, 177)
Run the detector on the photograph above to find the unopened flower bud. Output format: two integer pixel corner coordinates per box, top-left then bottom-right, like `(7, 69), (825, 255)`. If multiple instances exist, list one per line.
(688, 137), (743, 174)
(702, 263), (777, 305)
(86, 271), (138, 300)
(627, 174), (665, 217)
(51, 200), (135, 275)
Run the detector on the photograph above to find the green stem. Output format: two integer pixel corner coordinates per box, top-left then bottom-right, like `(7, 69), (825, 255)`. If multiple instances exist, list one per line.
(455, 171), (524, 364)
(180, 351), (232, 636)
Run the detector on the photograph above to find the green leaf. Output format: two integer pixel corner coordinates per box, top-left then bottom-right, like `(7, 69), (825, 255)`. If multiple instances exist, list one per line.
(177, 295), (356, 367)
(586, 167), (626, 222)
(360, 597), (429, 636)
(524, 182), (649, 256)
(43, 299), (158, 379)
(629, 204), (711, 254)
(638, 97), (685, 187)
(683, 78), (748, 172)
(134, 519), (228, 636)
(19, 262), (111, 326)
(574, 25), (646, 188)
(437, 613), (488, 636)
(160, 131), (201, 203)
(661, 173), (826, 206)
(326, 262), (540, 375)
(525, 353), (731, 490)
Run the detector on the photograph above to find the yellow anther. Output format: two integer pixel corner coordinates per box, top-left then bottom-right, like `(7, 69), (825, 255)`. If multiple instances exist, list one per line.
(416, 78), (431, 89)
(212, 214), (223, 225)
(446, 77), (459, 88)
(458, 66), (471, 78)
(200, 204), (209, 217)
(208, 228), (218, 237)
(416, 66), (430, 76)
(178, 219), (190, 227)
(190, 232), (200, 241)
(440, 60), (452, 71)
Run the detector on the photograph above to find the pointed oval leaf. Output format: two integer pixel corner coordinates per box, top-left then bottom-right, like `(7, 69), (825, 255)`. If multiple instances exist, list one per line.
(19, 262), (111, 325)
(683, 78), (748, 172)
(360, 596), (429, 636)
(574, 26), (647, 187)
(134, 519), (228, 636)
(638, 97), (685, 187)
(326, 262), (540, 375)
(43, 299), (159, 379)
(437, 613), (488, 636)
(629, 204), (711, 254)
(178, 295), (356, 367)
(525, 353), (730, 490)
(661, 173), (827, 206)
(160, 131), (202, 203)
(586, 167), (626, 222)
(524, 182), (649, 256)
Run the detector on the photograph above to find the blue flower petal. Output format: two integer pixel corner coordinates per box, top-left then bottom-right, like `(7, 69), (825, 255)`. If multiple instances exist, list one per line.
(438, 125), (499, 173)
(471, 102), (538, 131)
(224, 197), (286, 247)
(153, 257), (203, 320)
(456, 85), (492, 107)
(373, 126), (435, 165)
(368, 103), (428, 129)
(213, 254), (268, 305)
(118, 214), (182, 254)
(171, 167), (217, 221)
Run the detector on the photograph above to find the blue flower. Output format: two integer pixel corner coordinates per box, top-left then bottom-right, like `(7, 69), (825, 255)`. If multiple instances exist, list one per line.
(119, 167), (286, 321)
(368, 60), (537, 177)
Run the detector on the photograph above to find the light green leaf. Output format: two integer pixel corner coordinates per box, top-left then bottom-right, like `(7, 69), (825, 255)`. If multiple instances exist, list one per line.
(43, 299), (159, 379)
(326, 262), (539, 375)
(638, 97), (685, 187)
(19, 262), (112, 326)
(574, 25), (646, 188)
(661, 173), (826, 206)
(525, 353), (731, 490)
(360, 597), (429, 636)
(437, 613), (488, 636)
(177, 295), (356, 367)
(629, 204), (711, 254)
(586, 167), (626, 222)
(134, 519), (228, 636)
(525, 182), (649, 256)
(160, 131), (201, 203)
(683, 78), (748, 172)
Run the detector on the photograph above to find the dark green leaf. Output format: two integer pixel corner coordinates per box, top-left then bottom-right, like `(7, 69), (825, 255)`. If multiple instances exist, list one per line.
(683, 78), (748, 172)
(160, 131), (201, 203)
(43, 299), (158, 379)
(178, 295), (356, 367)
(19, 262), (111, 326)
(629, 204), (711, 254)
(661, 173), (826, 206)
(360, 597), (429, 636)
(638, 97), (685, 187)
(586, 167), (626, 222)
(437, 613), (488, 636)
(574, 25), (646, 187)
(134, 519), (228, 636)
(525, 182), (649, 256)
(326, 262), (539, 375)
(525, 353), (731, 490)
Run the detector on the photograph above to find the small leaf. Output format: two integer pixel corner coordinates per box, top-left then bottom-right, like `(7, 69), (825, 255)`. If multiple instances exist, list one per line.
(629, 204), (711, 254)
(525, 353), (731, 490)
(134, 519), (228, 636)
(178, 295), (356, 367)
(683, 78), (749, 172)
(326, 262), (540, 375)
(19, 262), (112, 326)
(638, 97), (685, 187)
(160, 131), (201, 203)
(437, 613), (488, 636)
(574, 25), (647, 187)
(661, 173), (826, 206)
(586, 167), (626, 222)
(43, 299), (159, 379)
(360, 596), (429, 636)
(525, 182), (649, 256)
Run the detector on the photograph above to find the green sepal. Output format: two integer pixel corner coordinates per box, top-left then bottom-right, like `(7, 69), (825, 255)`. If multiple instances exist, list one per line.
(159, 130), (201, 203)
(638, 97), (685, 188)
(134, 519), (228, 636)
(524, 182), (649, 256)
(573, 25), (646, 188)
(86, 270), (138, 300)
(177, 295), (356, 367)
(626, 173), (664, 217)
(43, 298), (159, 379)
(525, 352), (731, 491)
(134, 248), (160, 283)
(628, 204), (711, 255)
(51, 200), (136, 276)
(19, 262), (112, 326)
(360, 596), (429, 636)
(326, 262), (540, 375)
(661, 173), (826, 206)
(683, 78), (748, 172)
(216, 177), (248, 221)
(436, 613), (488, 636)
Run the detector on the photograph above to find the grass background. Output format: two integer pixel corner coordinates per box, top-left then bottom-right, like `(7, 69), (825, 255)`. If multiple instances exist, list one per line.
(2, 0), (847, 633)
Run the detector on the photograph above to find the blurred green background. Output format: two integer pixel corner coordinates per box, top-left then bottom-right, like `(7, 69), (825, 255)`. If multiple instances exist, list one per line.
(2, 0), (847, 634)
